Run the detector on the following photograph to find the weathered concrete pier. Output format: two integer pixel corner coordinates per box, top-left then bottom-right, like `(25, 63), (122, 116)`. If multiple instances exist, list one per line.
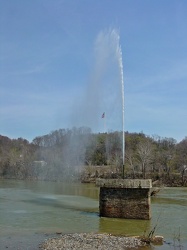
(96, 179), (152, 220)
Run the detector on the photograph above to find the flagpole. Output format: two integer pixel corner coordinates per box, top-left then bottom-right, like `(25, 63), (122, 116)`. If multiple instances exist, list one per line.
(102, 112), (106, 133)
(104, 113), (106, 133)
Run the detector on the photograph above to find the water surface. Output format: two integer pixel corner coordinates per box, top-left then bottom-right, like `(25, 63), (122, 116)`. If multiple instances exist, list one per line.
(0, 180), (186, 250)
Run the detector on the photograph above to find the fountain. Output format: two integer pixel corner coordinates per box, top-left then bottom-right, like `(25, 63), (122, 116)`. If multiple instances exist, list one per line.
(66, 28), (152, 219)
(115, 30), (125, 178)
(93, 28), (125, 176)
(95, 29), (152, 220)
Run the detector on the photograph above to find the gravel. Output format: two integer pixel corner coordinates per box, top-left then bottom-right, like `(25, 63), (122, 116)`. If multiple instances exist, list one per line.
(41, 233), (146, 250)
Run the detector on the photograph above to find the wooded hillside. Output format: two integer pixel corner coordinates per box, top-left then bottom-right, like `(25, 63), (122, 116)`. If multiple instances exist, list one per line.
(0, 128), (186, 186)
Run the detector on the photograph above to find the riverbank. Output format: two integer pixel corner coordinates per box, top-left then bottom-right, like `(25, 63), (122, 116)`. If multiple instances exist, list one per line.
(80, 165), (187, 187)
(41, 233), (147, 250)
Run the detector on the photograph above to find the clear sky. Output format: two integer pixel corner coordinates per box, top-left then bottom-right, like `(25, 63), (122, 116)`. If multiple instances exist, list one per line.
(0, 0), (187, 142)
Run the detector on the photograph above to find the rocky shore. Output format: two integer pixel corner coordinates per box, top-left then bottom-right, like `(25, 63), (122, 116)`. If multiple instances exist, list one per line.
(41, 233), (146, 250)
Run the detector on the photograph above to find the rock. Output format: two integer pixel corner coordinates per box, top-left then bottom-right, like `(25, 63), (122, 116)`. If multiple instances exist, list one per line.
(139, 235), (164, 245)
(150, 235), (164, 245)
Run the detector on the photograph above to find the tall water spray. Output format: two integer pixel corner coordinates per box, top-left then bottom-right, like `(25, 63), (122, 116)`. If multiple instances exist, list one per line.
(102, 29), (125, 174)
(94, 29), (125, 171)
(114, 30), (125, 175)
(71, 29), (125, 175)
(97, 29), (125, 174)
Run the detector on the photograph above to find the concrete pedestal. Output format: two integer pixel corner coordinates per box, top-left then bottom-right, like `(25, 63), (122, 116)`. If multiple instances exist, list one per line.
(96, 179), (152, 220)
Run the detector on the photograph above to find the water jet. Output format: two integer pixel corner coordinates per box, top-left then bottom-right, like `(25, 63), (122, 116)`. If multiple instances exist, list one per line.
(95, 29), (152, 220)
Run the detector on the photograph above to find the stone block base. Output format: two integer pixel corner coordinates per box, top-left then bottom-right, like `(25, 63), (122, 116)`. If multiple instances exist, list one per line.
(96, 179), (152, 220)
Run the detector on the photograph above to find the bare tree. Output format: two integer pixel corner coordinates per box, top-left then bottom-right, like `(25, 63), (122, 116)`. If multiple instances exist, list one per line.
(126, 148), (137, 178)
(137, 140), (153, 178)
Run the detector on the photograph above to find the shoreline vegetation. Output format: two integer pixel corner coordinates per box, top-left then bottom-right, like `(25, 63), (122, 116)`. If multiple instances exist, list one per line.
(0, 129), (186, 187)
(0, 163), (186, 188)
(0, 167), (186, 188)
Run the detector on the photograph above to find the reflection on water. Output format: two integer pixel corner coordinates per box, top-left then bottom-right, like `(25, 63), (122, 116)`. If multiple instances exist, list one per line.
(0, 180), (186, 250)
(99, 217), (151, 236)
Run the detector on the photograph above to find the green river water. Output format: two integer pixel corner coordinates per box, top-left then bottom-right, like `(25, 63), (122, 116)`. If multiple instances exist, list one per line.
(0, 179), (186, 250)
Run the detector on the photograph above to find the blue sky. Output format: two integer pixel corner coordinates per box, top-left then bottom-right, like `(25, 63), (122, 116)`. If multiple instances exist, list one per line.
(0, 0), (187, 142)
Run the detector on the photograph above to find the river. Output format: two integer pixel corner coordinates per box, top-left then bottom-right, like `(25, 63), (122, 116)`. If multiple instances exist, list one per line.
(0, 179), (186, 250)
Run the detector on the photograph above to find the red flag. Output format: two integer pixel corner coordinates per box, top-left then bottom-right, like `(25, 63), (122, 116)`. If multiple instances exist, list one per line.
(102, 112), (105, 118)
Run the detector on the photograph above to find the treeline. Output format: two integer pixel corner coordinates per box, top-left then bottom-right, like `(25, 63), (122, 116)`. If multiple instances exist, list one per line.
(0, 127), (186, 185)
